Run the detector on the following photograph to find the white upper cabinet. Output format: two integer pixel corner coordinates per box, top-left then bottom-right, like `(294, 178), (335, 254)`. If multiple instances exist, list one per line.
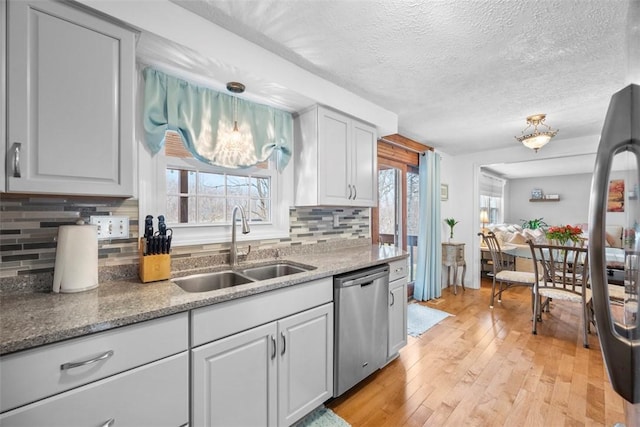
(6, 0), (135, 197)
(294, 105), (377, 207)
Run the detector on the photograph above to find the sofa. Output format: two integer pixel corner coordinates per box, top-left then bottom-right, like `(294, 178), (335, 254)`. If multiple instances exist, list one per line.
(487, 223), (624, 249)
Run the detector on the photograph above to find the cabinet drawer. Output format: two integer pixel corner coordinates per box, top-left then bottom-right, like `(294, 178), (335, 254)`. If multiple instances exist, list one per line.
(389, 259), (408, 282)
(0, 312), (188, 412)
(0, 352), (188, 427)
(192, 277), (332, 347)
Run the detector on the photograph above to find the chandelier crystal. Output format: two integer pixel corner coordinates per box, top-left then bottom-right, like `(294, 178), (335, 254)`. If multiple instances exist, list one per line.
(515, 114), (558, 153)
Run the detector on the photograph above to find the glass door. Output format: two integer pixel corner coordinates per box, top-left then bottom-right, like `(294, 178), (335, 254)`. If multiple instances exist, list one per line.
(406, 167), (419, 283)
(377, 166), (400, 246)
(374, 161), (420, 284)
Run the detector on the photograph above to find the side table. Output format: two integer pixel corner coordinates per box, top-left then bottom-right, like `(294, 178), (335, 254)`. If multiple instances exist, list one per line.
(442, 242), (466, 295)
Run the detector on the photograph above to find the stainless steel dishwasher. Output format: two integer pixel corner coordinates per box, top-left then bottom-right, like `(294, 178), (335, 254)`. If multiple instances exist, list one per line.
(333, 264), (389, 396)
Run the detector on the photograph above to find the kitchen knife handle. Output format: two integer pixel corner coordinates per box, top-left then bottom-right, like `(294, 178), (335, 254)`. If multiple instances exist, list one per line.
(60, 350), (114, 371)
(158, 215), (167, 235)
(12, 143), (21, 178)
(144, 215), (154, 238)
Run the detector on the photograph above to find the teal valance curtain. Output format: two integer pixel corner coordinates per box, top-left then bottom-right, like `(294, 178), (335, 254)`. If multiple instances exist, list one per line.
(143, 67), (292, 171)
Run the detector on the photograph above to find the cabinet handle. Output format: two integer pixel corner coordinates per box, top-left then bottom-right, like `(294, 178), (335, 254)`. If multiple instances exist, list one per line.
(281, 332), (286, 355)
(353, 185), (357, 200)
(101, 418), (115, 427)
(390, 291), (395, 306)
(13, 143), (21, 178)
(271, 335), (276, 360)
(60, 350), (114, 371)
(347, 184), (353, 199)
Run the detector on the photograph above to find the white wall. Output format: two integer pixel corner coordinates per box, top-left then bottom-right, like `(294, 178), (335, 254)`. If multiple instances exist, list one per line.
(506, 173), (592, 226)
(507, 170), (639, 230)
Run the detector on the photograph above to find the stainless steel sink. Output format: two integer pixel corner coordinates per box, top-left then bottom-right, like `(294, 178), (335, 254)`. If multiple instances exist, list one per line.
(174, 262), (316, 293)
(239, 262), (315, 281)
(173, 271), (253, 293)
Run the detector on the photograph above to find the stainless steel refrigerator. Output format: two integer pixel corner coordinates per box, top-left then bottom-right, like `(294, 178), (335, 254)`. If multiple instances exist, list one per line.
(589, 83), (640, 426)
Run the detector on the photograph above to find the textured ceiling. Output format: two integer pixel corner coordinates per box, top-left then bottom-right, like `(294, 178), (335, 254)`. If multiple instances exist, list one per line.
(166, 0), (637, 162)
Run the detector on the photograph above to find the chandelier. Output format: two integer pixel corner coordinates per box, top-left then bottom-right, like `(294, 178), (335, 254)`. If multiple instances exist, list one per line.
(515, 114), (558, 153)
(213, 82), (257, 168)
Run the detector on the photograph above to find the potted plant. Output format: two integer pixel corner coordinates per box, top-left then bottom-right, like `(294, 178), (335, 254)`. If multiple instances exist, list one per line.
(444, 218), (459, 241)
(521, 217), (548, 230)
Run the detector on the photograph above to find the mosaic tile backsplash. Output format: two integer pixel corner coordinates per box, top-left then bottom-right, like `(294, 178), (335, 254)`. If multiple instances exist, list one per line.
(0, 195), (370, 292)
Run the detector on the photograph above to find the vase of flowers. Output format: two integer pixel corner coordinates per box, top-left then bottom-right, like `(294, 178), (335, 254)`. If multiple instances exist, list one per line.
(545, 225), (583, 246)
(444, 218), (459, 241)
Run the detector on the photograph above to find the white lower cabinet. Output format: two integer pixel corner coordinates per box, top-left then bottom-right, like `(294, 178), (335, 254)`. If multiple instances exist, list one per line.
(192, 302), (334, 427)
(0, 352), (188, 427)
(0, 313), (189, 427)
(388, 259), (408, 360)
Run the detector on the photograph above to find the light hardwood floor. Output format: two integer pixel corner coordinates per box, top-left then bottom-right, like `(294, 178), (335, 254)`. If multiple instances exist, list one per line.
(327, 279), (626, 426)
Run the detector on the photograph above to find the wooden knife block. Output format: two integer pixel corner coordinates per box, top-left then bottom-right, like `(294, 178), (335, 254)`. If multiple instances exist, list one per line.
(138, 238), (171, 283)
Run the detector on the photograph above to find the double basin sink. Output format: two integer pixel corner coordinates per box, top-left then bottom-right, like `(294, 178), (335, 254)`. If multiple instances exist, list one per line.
(173, 261), (316, 293)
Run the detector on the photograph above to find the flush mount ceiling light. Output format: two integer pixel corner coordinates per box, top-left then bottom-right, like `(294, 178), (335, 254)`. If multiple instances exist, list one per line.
(515, 114), (559, 153)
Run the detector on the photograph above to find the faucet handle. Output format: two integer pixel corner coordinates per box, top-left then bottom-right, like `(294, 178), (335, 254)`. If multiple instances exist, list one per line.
(238, 245), (251, 259)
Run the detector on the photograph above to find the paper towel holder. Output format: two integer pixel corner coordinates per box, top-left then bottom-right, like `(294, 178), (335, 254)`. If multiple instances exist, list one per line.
(52, 220), (99, 293)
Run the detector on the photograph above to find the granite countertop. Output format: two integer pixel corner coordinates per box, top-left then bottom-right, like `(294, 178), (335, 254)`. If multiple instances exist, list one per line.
(0, 245), (407, 355)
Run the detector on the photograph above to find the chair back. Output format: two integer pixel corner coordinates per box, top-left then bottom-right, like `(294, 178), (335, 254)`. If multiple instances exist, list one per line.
(527, 241), (589, 297)
(479, 231), (509, 275)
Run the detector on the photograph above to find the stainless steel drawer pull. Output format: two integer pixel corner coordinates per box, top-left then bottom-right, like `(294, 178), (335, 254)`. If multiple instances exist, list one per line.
(60, 350), (114, 371)
(271, 335), (276, 360)
(353, 185), (357, 200)
(13, 143), (21, 178)
(101, 418), (115, 427)
(348, 184), (353, 199)
(390, 291), (395, 306)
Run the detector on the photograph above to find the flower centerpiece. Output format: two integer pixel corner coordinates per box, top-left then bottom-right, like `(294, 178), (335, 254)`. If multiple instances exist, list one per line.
(545, 225), (583, 246)
(444, 218), (459, 240)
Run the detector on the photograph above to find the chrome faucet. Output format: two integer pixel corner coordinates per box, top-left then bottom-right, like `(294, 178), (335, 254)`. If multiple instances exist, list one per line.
(230, 205), (250, 267)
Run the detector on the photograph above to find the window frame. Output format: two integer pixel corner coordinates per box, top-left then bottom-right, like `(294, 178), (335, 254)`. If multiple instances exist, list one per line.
(479, 172), (505, 225)
(138, 140), (292, 247)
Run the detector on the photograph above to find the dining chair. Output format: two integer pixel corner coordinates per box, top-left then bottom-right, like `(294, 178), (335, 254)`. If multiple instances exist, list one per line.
(478, 231), (537, 308)
(527, 241), (592, 348)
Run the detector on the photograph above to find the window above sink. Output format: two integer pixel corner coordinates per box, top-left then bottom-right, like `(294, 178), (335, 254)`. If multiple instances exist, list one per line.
(139, 130), (293, 247)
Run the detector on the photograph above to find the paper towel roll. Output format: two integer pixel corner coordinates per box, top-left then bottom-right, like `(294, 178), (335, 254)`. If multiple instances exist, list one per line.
(53, 224), (99, 293)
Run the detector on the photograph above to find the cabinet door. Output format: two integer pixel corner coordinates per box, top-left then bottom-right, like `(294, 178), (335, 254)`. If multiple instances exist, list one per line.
(318, 107), (351, 205)
(0, 352), (188, 427)
(192, 322), (278, 427)
(351, 120), (377, 207)
(7, 0), (134, 196)
(278, 303), (334, 426)
(388, 279), (408, 359)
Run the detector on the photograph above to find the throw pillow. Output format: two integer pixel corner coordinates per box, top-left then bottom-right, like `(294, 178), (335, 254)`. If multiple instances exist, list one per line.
(507, 231), (528, 245)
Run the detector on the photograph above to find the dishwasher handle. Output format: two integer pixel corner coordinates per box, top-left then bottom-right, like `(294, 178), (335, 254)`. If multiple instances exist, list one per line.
(340, 270), (388, 287)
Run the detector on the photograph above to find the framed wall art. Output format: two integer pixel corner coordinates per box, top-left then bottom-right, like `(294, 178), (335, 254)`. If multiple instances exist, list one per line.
(441, 184), (448, 201)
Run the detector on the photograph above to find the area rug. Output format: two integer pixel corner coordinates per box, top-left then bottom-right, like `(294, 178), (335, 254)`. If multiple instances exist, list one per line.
(407, 303), (453, 337)
(293, 406), (350, 427)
